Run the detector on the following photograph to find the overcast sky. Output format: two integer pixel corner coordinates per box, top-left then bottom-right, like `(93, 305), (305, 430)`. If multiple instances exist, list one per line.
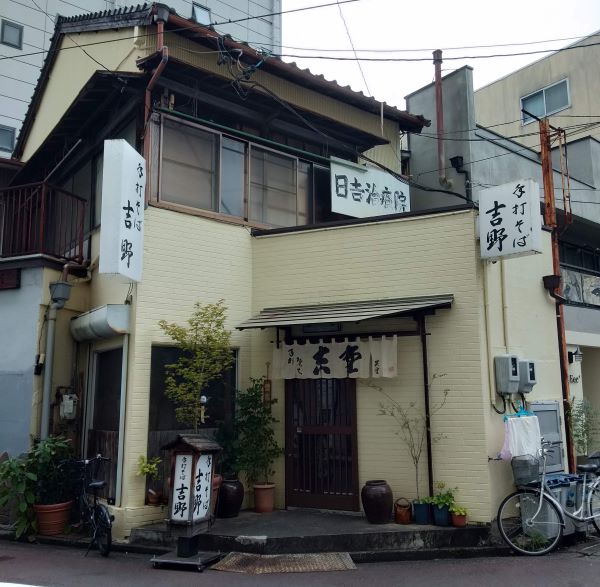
(281, 0), (600, 110)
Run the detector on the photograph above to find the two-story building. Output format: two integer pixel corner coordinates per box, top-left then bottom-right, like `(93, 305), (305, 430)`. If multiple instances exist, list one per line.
(0, 3), (563, 540)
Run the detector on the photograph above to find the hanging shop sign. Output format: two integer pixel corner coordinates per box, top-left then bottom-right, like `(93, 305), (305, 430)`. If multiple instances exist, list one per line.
(330, 157), (410, 218)
(479, 179), (542, 260)
(99, 139), (146, 282)
(272, 336), (398, 379)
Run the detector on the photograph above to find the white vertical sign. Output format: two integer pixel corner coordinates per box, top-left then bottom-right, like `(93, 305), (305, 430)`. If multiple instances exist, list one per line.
(479, 179), (542, 260)
(99, 139), (145, 282)
(171, 453), (192, 522)
(192, 454), (212, 522)
(330, 157), (410, 218)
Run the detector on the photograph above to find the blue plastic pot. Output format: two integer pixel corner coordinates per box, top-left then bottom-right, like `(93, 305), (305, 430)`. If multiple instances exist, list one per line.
(433, 505), (450, 526)
(413, 502), (431, 524)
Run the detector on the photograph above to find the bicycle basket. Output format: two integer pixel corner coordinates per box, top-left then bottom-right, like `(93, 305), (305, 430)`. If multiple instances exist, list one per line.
(511, 455), (540, 485)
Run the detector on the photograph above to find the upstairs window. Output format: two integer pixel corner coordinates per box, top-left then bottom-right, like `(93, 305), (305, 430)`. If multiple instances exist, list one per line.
(1, 20), (23, 49)
(521, 79), (570, 124)
(158, 116), (317, 227)
(0, 125), (15, 152)
(192, 3), (211, 25)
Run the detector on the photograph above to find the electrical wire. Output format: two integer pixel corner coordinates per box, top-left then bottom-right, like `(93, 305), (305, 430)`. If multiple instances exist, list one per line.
(0, 73), (36, 86)
(335, 0), (371, 97)
(274, 40), (600, 62)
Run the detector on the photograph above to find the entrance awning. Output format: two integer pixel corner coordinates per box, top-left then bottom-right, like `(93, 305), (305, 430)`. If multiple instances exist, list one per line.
(236, 294), (453, 330)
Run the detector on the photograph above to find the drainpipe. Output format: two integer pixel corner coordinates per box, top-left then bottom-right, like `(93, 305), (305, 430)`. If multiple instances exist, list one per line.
(142, 5), (169, 203)
(419, 314), (434, 498)
(115, 333), (129, 507)
(433, 50), (447, 188)
(40, 262), (87, 439)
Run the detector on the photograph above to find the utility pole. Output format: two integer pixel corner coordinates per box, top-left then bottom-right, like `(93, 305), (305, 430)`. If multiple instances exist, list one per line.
(538, 115), (575, 473)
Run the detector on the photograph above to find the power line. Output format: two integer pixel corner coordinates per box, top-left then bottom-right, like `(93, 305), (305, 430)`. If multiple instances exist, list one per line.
(0, 73), (36, 86)
(274, 40), (600, 62)
(0, 93), (30, 103)
(335, 0), (371, 97)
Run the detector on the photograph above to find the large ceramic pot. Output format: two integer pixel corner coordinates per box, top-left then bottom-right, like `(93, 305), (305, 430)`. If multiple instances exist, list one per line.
(253, 483), (275, 513)
(33, 500), (73, 536)
(361, 480), (393, 524)
(217, 478), (245, 518)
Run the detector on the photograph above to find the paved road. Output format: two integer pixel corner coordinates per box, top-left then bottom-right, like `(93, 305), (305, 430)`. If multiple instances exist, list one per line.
(1, 540), (600, 587)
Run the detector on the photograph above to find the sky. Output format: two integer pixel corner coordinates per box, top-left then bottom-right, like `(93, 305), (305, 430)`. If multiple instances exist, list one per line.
(281, 0), (600, 110)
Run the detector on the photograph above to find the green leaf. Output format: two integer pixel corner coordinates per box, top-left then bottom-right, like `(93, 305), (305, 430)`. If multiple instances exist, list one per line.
(25, 472), (37, 481)
(18, 501), (28, 512)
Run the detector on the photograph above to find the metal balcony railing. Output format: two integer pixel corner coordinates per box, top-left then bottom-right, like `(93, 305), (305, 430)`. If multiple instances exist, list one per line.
(0, 182), (86, 262)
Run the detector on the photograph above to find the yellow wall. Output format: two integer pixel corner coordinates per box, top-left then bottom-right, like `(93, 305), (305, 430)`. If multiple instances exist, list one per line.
(22, 29), (146, 162)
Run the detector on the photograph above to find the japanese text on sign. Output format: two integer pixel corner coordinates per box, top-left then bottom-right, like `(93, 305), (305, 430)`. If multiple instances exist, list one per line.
(330, 157), (410, 218)
(99, 140), (146, 282)
(192, 454), (213, 522)
(479, 179), (542, 260)
(170, 454), (192, 521)
(272, 336), (398, 379)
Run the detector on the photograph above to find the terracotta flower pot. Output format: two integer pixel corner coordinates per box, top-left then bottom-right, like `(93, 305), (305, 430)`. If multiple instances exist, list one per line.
(33, 500), (73, 536)
(451, 513), (467, 527)
(253, 483), (275, 513)
(394, 498), (412, 524)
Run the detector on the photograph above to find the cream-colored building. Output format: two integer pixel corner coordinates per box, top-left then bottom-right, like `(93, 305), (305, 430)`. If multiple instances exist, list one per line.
(0, 4), (564, 540)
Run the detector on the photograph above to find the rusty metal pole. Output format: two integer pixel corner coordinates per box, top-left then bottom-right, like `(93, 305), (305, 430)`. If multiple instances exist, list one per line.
(433, 50), (445, 184)
(539, 117), (575, 473)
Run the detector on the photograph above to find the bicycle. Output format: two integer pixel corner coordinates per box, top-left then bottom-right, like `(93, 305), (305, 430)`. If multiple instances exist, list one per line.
(70, 454), (113, 557)
(497, 441), (600, 555)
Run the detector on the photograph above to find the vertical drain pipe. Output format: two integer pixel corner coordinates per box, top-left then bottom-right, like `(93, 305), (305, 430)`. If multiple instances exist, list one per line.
(419, 314), (434, 498)
(115, 333), (129, 507)
(433, 50), (446, 187)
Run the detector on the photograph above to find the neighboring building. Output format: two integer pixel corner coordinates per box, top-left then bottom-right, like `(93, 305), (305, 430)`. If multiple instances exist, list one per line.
(406, 62), (600, 464)
(474, 33), (600, 443)
(0, 4), (561, 541)
(0, 0), (282, 160)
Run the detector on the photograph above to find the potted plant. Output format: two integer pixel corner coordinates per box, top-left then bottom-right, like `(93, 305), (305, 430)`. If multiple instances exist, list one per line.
(214, 420), (244, 518)
(0, 452), (38, 539)
(236, 378), (282, 513)
(136, 455), (163, 505)
(449, 504), (468, 527)
(430, 482), (456, 526)
(412, 496), (432, 525)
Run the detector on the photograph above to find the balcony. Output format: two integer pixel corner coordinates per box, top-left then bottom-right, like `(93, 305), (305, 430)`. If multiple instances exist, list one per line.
(0, 182), (86, 263)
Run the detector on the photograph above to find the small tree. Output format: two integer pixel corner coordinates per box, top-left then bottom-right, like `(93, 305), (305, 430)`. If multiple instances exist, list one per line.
(236, 378), (282, 485)
(376, 374), (448, 500)
(567, 397), (600, 456)
(159, 300), (234, 432)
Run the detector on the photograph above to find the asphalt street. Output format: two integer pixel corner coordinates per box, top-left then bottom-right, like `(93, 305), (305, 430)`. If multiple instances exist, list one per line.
(1, 540), (600, 586)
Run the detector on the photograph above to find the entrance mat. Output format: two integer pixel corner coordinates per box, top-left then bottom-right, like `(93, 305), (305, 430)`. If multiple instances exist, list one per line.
(211, 552), (356, 574)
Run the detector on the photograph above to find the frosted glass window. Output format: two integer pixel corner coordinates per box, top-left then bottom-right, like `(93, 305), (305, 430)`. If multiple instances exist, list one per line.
(161, 119), (218, 210)
(249, 148), (296, 227)
(1, 20), (23, 49)
(192, 4), (211, 25)
(545, 81), (569, 114)
(521, 92), (544, 124)
(221, 138), (245, 217)
(0, 125), (15, 152)
(521, 79), (569, 124)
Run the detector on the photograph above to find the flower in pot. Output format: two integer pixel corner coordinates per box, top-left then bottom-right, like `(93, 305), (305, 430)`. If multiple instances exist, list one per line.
(136, 455), (163, 505)
(449, 504), (468, 527)
(430, 482), (456, 527)
(236, 378), (282, 513)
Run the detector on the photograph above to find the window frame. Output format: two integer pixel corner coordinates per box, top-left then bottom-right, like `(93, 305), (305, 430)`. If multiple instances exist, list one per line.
(521, 78), (570, 125)
(192, 3), (212, 25)
(157, 114), (317, 227)
(0, 124), (16, 152)
(1, 19), (23, 50)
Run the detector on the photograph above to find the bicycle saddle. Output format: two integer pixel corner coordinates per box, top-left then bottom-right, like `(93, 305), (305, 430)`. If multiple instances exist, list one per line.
(576, 463), (598, 473)
(88, 480), (107, 489)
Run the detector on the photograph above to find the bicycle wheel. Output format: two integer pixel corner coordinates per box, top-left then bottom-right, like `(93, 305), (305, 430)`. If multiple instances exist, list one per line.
(95, 504), (112, 557)
(587, 482), (600, 535)
(497, 489), (563, 555)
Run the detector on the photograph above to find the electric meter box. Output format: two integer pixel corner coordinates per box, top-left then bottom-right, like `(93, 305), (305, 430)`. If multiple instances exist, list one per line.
(494, 355), (520, 395)
(518, 359), (537, 394)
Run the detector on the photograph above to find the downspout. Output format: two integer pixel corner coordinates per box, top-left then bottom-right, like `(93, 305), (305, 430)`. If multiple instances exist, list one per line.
(115, 333), (129, 507)
(419, 314), (434, 498)
(40, 262), (86, 439)
(142, 6), (169, 203)
(433, 50), (447, 188)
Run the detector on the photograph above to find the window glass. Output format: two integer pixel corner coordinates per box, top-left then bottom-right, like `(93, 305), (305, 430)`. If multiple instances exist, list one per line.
(249, 147), (297, 226)
(0, 125), (15, 152)
(1, 20), (23, 49)
(522, 91), (544, 123)
(297, 161), (311, 225)
(221, 138), (245, 217)
(161, 119), (218, 210)
(192, 4), (211, 25)
(545, 80), (569, 114)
